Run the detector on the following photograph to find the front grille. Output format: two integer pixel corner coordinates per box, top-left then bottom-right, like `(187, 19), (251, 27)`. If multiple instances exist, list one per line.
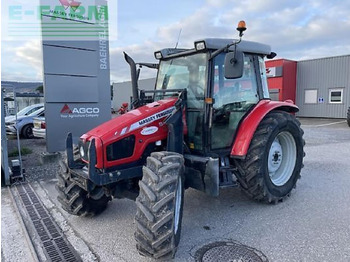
(106, 135), (135, 161)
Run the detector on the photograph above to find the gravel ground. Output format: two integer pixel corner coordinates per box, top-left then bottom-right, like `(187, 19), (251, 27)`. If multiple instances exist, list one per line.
(6, 136), (60, 182)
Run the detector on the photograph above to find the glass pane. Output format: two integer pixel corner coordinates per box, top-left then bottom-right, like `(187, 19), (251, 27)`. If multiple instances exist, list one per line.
(155, 53), (207, 109)
(155, 53), (208, 151)
(211, 53), (258, 149)
(213, 54), (258, 108)
(330, 91), (342, 102)
(259, 56), (270, 99)
(26, 108), (37, 115)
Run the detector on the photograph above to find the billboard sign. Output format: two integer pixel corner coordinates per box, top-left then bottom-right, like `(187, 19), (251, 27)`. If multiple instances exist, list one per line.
(40, 0), (111, 152)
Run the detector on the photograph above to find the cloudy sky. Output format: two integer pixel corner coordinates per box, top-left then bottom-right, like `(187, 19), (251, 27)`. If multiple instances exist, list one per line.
(1, 0), (350, 83)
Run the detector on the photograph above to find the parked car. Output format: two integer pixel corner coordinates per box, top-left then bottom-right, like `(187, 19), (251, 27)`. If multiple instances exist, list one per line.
(33, 116), (46, 139)
(5, 107), (45, 139)
(5, 103), (43, 122)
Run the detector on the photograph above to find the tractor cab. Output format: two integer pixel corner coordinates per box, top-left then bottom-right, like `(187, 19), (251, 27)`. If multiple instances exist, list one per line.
(150, 36), (275, 156)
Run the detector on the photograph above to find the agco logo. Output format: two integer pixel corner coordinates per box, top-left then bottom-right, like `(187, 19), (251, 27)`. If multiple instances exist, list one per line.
(60, 104), (100, 118)
(59, 0), (81, 12)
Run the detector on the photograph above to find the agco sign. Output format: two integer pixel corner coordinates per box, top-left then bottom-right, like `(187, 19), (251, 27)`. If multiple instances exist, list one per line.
(60, 104), (100, 119)
(72, 108), (100, 114)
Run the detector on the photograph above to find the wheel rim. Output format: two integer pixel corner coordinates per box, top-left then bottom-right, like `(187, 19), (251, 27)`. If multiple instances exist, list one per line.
(268, 131), (297, 186)
(174, 176), (182, 234)
(25, 126), (33, 138)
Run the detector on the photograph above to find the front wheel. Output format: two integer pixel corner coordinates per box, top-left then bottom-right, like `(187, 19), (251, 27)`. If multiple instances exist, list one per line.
(135, 151), (185, 260)
(56, 161), (111, 216)
(234, 111), (305, 203)
(347, 107), (350, 127)
(22, 124), (34, 139)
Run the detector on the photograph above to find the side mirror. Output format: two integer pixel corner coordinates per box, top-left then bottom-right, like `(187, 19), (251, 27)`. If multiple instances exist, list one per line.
(224, 51), (244, 79)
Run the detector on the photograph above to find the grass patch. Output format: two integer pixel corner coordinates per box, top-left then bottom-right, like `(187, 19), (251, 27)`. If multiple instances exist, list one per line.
(8, 147), (33, 157)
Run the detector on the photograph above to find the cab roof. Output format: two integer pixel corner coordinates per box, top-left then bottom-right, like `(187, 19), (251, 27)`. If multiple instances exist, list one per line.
(199, 38), (271, 55)
(157, 38), (272, 59)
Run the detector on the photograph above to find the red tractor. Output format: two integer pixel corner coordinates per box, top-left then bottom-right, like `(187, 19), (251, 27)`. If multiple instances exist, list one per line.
(57, 22), (305, 259)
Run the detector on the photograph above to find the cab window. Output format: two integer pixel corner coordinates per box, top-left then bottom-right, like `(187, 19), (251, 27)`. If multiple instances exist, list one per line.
(211, 53), (259, 149)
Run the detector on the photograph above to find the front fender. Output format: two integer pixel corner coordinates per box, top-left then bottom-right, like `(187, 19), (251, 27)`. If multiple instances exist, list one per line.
(230, 99), (298, 158)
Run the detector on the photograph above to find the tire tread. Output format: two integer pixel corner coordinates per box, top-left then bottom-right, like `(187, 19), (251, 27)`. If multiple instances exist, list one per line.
(56, 161), (111, 217)
(135, 151), (184, 260)
(234, 111), (305, 203)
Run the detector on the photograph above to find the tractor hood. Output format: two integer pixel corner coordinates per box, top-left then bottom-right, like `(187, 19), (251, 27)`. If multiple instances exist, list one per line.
(81, 98), (177, 143)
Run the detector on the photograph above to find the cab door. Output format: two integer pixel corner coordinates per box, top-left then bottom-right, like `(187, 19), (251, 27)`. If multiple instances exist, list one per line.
(210, 53), (259, 150)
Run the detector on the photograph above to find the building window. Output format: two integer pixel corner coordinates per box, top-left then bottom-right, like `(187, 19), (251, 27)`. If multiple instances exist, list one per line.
(305, 89), (318, 104)
(329, 88), (344, 103)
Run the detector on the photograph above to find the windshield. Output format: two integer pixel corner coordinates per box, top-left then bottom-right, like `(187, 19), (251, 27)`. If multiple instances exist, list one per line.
(17, 105), (41, 116)
(155, 52), (208, 108)
(17, 107), (29, 116)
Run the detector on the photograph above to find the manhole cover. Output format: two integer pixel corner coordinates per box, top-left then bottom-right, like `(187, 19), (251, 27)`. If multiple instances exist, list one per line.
(195, 241), (268, 262)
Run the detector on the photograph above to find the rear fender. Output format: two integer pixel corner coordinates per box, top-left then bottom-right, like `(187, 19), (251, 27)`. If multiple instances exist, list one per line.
(230, 99), (298, 158)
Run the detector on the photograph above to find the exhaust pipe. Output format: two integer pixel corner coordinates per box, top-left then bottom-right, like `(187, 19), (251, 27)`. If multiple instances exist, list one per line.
(123, 52), (140, 108)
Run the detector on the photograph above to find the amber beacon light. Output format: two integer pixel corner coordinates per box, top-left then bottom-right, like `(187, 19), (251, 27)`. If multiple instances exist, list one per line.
(237, 20), (247, 37)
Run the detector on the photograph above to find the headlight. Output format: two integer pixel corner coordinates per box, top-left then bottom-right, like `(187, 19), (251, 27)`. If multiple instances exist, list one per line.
(154, 51), (162, 60)
(79, 146), (85, 157)
(7, 120), (21, 125)
(195, 41), (206, 51)
(7, 121), (18, 126)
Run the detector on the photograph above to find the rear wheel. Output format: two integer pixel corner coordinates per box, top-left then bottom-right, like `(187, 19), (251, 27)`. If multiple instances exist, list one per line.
(234, 111), (305, 203)
(135, 151), (184, 260)
(347, 107), (350, 127)
(56, 161), (111, 216)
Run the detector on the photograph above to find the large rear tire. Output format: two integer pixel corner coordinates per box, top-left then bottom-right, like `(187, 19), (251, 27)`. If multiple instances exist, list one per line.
(234, 111), (305, 203)
(56, 161), (111, 217)
(135, 152), (185, 260)
(347, 107), (350, 127)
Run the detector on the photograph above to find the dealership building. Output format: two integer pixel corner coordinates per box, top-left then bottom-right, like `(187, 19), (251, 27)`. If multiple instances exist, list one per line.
(266, 54), (350, 118)
(113, 54), (350, 119)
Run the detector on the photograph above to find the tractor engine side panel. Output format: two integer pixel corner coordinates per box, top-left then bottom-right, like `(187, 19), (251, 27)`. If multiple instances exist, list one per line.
(103, 119), (169, 169)
(80, 99), (179, 169)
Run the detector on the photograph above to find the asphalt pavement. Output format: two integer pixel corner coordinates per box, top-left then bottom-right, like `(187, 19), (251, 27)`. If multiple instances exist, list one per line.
(2, 118), (350, 261)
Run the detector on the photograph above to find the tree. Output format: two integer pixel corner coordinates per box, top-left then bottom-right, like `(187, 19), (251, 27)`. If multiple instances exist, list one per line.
(36, 85), (44, 93)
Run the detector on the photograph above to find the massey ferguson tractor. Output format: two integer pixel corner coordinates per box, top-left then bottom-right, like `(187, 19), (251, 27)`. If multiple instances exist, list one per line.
(56, 21), (305, 259)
